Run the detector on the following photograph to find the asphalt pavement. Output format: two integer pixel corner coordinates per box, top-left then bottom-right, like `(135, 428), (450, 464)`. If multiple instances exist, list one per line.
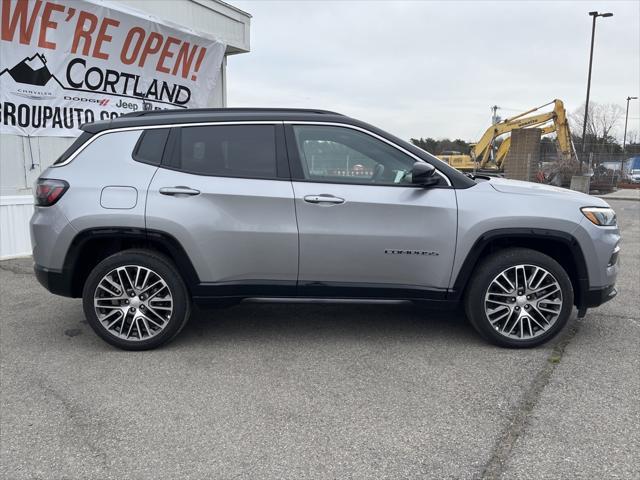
(1, 199), (638, 480)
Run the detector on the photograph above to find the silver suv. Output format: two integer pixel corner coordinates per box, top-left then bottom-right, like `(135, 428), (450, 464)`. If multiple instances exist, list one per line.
(30, 108), (620, 350)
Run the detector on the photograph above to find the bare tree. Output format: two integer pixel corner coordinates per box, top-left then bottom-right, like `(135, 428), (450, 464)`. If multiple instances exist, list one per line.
(570, 102), (625, 142)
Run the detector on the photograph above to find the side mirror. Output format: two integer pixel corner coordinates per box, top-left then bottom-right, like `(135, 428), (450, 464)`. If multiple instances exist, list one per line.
(411, 162), (439, 187)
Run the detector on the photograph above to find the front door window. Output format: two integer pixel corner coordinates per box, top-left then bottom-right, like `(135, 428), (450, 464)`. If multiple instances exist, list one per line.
(292, 125), (416, 185)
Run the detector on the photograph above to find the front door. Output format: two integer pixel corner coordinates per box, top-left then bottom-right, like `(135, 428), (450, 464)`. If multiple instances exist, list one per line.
(286, 124), (457, 296)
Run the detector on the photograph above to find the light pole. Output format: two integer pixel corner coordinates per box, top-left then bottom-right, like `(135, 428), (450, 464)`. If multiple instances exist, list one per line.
(621, 96), (638, 177)
(622, 96), (638, 152)
(580, 11), (613, 171)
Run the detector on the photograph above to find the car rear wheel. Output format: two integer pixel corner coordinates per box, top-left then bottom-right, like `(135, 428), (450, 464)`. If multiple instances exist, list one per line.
(464, 248), (573, 348)
(82, 249), (191, 350)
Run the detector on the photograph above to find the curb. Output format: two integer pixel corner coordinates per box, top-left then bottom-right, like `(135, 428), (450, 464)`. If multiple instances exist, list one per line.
(595, 195), (640, 202)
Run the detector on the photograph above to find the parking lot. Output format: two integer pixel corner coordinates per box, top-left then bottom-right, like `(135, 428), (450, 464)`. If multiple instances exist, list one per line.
(1, 199), (638, 480)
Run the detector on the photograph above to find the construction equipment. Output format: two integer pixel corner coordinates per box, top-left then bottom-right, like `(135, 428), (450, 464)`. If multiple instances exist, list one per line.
(436, 150), (476, 170)
(478, 99), (574, 168)
(437, 99), (576, 171)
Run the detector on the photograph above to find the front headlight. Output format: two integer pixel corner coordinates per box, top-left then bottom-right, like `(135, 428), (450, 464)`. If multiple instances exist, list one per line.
(581, 207), (617, 226)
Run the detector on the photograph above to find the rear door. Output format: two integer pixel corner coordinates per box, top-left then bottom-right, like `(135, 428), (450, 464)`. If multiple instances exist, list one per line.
(146, 122), (298, 290)
(286, 123), (457, 296)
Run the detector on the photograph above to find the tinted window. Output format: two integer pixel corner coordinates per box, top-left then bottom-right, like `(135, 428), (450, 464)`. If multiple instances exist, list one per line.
(292, 125), (416, 185)
(133, 128), (170, 165)
(170, 125), (277, 178)
(53, 131), (94, 165)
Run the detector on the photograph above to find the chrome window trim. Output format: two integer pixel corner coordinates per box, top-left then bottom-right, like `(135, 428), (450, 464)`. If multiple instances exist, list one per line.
(53, 119), (451, 187)
(284, 121), (452, 186)
(52, 121), (282, 167)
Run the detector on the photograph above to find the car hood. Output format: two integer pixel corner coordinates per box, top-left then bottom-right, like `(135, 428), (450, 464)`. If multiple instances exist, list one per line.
(486, 177), (608, 206)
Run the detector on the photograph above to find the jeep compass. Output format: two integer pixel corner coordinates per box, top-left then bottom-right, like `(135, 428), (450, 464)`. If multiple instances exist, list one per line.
(30, 108), (620, 349)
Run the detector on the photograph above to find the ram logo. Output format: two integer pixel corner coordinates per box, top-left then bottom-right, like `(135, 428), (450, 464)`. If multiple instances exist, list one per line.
(385, 249), (440, 256)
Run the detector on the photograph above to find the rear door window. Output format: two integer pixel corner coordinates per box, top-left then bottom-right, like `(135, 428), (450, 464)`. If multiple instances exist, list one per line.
(167, 125), (277, 179)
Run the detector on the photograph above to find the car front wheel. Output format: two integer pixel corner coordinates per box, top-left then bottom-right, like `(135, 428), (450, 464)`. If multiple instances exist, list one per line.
(82, 249), (191, 350)
(464, 248), (574, 348)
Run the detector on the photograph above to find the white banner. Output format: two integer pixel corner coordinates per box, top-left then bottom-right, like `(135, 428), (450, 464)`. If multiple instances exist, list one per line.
(0, 0), (226, 137)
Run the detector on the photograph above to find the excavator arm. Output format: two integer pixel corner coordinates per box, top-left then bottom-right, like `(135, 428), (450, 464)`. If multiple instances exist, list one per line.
(436, 99), (576, 173)
(472, 100), (572, 168)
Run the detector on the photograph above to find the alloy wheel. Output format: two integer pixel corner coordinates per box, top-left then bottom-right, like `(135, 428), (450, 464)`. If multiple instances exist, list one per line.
(484, 264), (563, 340)
(93, 265), (173, 341)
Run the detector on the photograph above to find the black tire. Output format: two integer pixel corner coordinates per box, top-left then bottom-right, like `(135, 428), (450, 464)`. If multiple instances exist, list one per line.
(82, 249), (191, 350)
(464, 248), (573, 348)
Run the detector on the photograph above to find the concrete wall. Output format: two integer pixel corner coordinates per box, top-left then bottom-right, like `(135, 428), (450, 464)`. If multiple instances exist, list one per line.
(503, 129), (543, 182)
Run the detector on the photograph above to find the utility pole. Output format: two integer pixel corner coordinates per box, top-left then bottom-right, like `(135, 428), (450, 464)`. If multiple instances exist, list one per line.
(622, 96), (638, 152)
(580, 11), (613, 171)
(491, 105), (501, 124)
(490, 105), (501, 163)
(621, 96), (638, 177)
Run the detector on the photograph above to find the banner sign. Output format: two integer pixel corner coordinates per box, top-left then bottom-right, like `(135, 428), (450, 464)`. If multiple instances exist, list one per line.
(0, 0), (226, 137)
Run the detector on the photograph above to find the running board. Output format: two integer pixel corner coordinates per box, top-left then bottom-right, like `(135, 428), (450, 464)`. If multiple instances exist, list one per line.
(242, 298), (412, 305)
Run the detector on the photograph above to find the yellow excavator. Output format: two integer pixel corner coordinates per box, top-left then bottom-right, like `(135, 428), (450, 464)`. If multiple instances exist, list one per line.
(437, 99), (575, 171)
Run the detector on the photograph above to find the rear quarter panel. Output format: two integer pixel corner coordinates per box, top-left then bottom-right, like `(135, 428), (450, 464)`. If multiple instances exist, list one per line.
(32, 130), (158, 270)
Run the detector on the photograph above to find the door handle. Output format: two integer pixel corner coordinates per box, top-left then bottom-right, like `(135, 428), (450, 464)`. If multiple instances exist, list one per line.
(159, 186), (200, 196)
(303, 194), (345, 205)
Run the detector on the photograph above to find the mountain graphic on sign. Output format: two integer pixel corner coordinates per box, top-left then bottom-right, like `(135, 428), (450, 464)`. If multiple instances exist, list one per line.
(0, 53), (53, 86)
(0, 52), (186, 108)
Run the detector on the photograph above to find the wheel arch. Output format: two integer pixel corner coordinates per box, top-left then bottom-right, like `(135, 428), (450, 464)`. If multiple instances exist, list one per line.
(63, 228), (200, 298)
(450, 228), (589, 310)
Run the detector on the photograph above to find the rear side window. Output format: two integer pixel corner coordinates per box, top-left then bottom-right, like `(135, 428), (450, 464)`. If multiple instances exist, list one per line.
(168, 125), (277, 178)
(133, 128), (170, 165)
(53, 131), (94, 165)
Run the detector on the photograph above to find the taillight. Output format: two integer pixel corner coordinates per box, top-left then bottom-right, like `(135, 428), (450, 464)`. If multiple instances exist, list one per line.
(35, 179), (69, 206)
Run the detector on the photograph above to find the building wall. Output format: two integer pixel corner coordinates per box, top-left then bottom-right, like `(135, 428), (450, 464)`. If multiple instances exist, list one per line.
(0, 0), (249, 258)
(0, 196), (34, 258)
(118, 0), (250, 53)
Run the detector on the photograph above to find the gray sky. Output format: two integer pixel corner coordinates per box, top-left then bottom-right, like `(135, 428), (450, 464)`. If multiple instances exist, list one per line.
(227, 0), (639, 143)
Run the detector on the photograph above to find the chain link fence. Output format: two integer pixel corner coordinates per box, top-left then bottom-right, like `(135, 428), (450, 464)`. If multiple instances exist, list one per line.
(537, 141), (639, 192)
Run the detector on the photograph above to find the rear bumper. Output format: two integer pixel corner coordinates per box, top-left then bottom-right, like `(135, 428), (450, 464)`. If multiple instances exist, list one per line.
(34, 264), (74, 297)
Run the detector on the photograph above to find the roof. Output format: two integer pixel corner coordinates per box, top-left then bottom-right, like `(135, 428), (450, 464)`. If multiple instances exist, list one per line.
(116, 0), (251, 54)
(203, 0), (252, 18)
(123, 107), (343, 118)
(79, 107), (476, 189)
(82, 108), (348, 133)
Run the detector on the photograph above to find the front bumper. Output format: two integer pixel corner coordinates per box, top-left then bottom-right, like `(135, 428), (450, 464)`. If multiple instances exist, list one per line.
(577, 284), (617, 317)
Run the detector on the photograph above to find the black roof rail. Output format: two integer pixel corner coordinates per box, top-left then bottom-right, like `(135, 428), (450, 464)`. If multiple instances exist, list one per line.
(121, 107), (344, 118)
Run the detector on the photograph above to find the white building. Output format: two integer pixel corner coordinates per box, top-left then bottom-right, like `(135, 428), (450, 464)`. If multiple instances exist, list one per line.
(0, 0), (251, 258)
